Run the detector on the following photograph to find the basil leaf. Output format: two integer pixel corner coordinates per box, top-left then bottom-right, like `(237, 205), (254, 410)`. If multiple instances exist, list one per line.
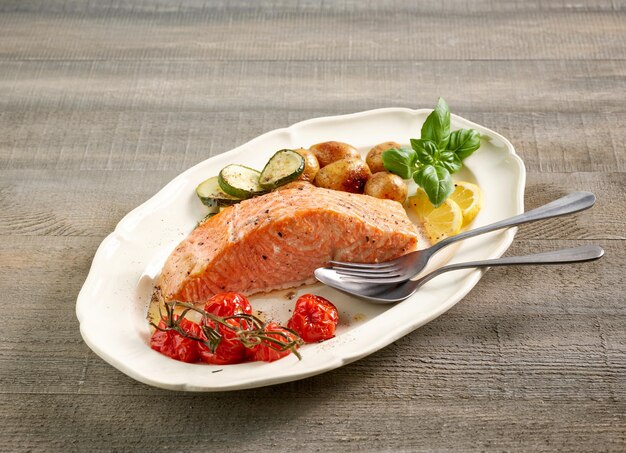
(447, 128), (480, 160)
(412, 166), (425, 188)
(413, 164), (453, 207)
(410, 138), (438, 165)
(382, 147), (417, 179)
(420, 97), (450, 149)
(438, 151), (462, 173)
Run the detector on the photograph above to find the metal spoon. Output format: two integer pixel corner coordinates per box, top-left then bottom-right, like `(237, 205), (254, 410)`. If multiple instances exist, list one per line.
(315, 245), (604, 304)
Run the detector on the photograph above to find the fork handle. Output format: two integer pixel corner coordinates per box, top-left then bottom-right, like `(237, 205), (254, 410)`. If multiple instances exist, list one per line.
(431, 191), (596, 253)
(415, 245), (604, 287)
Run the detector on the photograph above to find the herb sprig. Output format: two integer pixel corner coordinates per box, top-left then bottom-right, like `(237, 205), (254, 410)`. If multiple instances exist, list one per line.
(382, 98), (481, 206)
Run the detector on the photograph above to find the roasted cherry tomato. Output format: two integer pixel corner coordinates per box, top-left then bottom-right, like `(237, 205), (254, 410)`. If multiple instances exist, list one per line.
(287, 294), (339, 343)
(199, 292), (252, 364)
(248, 322), (299, 362)
(150, 317), (202, 363)
(204, 292), (252, 317)
(198, 317), (248, 365)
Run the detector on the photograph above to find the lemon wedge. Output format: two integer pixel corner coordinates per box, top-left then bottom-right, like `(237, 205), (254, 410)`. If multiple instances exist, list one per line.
(449, 181), (483, 226)
(408, 189), (463, 244)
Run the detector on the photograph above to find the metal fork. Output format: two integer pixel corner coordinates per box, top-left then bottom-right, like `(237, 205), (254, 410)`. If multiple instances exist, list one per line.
(327, 191), (596, 284)
(315, 245), (604, 303)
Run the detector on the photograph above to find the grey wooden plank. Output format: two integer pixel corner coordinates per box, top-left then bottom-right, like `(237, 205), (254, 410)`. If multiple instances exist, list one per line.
(1, 392), (625, 451)
(1, 0), (623, 15)
(0, 170), (178, 237)
(0, 60), (624, 173)
(1, 109), (624, 174)
(0, 6), (624, 61)
(1, 60), (623, 116)
(519, 172), (626, 240)
(1, 61), (622, 116)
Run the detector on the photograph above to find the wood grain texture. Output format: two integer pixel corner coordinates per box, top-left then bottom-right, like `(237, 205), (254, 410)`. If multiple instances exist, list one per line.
(2, 395), (625, 451)
(0, 60), (624, 174)
(0, 1), (624, 61)
(0, 0), (624, 451)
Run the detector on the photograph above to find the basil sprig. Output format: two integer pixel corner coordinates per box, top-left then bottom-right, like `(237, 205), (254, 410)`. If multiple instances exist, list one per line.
(382, 98), (481, 207)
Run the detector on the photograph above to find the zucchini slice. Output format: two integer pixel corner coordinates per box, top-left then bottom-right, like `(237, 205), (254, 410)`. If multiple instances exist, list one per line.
(196, 176), (241, 208)
(218, 164), (264, 199)
(259, 149), (305, 189)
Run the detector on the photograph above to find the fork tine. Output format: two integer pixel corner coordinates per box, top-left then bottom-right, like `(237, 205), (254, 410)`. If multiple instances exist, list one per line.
(331, 266), (401, 275)
(338, 275), (405, 284)
(334, 269), (403, 279)
(328, 260), (397, 269)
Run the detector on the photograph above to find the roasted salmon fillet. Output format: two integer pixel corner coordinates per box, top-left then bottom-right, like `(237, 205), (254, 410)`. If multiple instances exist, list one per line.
(156, 183), (418, 302)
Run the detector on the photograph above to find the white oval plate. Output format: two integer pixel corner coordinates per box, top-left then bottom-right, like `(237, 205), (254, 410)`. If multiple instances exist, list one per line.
(76, 108), (525, 391)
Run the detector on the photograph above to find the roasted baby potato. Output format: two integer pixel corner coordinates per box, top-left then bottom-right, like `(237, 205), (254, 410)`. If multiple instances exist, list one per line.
(364, 171), (408, 203)
(309, 141), (360, 168)
(314, 157), (372, 193)
(366, 141), (401, 174)
(293, 148), (320, 182)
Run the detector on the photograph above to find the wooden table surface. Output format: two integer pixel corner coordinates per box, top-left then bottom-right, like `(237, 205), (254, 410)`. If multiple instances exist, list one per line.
(1, 1), (624, 451)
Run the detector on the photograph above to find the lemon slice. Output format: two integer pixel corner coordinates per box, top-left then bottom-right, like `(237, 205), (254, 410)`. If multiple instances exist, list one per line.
(408, 189), (463, 244)
(449, 181), (483, 226)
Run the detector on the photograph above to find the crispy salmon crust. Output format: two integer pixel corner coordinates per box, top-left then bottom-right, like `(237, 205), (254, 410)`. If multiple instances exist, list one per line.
(157, 184), (418, 302)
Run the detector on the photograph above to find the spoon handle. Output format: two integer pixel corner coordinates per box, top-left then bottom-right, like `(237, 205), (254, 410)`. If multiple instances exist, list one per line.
(430, 191), (596, 253)
(415, 245), (604, 287)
